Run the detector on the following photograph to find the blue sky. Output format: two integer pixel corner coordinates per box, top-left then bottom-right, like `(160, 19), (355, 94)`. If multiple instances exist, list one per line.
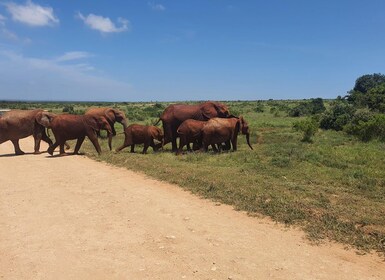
(0, 1), (384, 102)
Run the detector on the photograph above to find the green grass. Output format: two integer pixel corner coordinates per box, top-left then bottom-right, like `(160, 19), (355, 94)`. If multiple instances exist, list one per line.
(4, 100), (385, 255)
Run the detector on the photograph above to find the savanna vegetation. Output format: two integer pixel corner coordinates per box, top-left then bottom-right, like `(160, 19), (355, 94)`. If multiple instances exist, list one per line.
(1, 73), (384, 255)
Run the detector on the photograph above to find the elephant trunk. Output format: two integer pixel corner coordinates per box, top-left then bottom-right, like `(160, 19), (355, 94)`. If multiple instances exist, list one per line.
(121, 118), (129, 130)
(246, 133), (253, 150)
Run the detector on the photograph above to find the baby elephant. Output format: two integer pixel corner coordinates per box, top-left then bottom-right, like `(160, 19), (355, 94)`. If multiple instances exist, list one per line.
(116, 124), (163, 154)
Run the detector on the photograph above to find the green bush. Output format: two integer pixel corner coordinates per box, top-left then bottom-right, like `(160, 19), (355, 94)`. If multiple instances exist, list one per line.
(62, 105), (75, 114)
(319, 102), (355, 131)
(345, 114), (385, 142)
(289, 98), (326, 117)
(293, 118), (319, 142)
(255, 102), (265, 113)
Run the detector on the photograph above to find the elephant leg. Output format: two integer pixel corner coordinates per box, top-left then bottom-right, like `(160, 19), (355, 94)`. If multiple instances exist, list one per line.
(41, 128), (53, 147)
(170, 124), (178, 152)
(116, 133), (130, 152)
(222, 140), (231, 151)
(231, 137), (238, 151)
(171, 137), (178, 152)
(33, 135), (41, 154)
(116, 142), (128, 152)
(212, 144), (219, 153)
(177, 136), (186, 155)
(151, 139), (159, 152)
(73, 136), (85, 154)
(59, 143), (67, 155)
(87, 132), (101, 155)
(142, 144), (149, 154)
(32, 129), (42, 154)
(64, 142), (70, 150)
(192, 140), (200, 151)
(48, 142), (60, 156)
(107, 131), (113, 151)
(186, 142), (192, 152)
(130, 144), (135, 153)
(11, 139), (24, 155)
(200, 141), (209, 152)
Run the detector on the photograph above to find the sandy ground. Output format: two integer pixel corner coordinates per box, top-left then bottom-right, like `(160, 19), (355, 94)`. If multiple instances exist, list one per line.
(0, 137), (384, 280)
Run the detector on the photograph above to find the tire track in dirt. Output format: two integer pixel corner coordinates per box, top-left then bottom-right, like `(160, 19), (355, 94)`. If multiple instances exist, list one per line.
(0, 137), (384, 279)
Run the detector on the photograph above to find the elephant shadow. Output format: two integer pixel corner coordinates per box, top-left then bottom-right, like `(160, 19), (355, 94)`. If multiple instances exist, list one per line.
(0, 151), (49, 158)
(44, 152), (86, 158)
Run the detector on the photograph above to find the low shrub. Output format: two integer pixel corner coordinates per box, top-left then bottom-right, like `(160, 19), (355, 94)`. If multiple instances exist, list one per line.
(293, 118), (319, 142)
(319, 102), (355, 131)
(345, 114), (385, 142)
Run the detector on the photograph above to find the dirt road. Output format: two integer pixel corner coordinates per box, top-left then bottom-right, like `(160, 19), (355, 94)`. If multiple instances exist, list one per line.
(0, 138), (384, 279)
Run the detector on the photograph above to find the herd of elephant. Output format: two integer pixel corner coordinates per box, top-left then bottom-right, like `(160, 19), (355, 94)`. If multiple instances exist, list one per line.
(0, 101), (253, 156)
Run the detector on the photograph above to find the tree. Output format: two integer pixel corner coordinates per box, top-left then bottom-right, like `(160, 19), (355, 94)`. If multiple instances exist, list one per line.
(346, 73), (385, 111)
(353, 73), (385, 94)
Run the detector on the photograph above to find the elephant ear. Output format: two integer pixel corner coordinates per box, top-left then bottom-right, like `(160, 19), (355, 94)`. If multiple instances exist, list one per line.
(235, 118), (241, 133)
(36, 112), (55, 128)
(99, 117), (112, 134)
(104, 108), (116, 123)
(201, 102), (217, 119)
(149, 126), (158, 139)
(212, 102), (230, 117)
(239, 116), (249, 134)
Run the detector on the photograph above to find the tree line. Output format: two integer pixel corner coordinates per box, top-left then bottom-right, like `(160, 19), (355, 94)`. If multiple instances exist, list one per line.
(293, 73), (385, 142)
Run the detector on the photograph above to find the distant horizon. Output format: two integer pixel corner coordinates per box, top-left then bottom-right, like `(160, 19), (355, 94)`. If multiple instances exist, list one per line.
(0, 97), (338, 104)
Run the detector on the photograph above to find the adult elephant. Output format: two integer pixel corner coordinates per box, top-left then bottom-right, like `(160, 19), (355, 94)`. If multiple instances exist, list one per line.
(85, 107), (128, 150)
(36, 112), (111, 156)
(155, 101), (230, 151)
(0, 109), (53, 155)
(201, 116), (253, 152)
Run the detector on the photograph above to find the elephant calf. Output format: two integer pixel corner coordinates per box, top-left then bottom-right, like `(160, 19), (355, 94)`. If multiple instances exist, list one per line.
(37, 112), (111, 156)
(116, 124), (163, 154)
(176, 119), (207, 154)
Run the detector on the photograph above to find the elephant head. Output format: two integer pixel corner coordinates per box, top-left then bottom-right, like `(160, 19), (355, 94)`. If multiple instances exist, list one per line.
(238, 116), (253, 150)
(105, 108), (128, 130)
(150, 126), (164, 148)
(36, 111), (56, 128)
(200, 101), (230, 120)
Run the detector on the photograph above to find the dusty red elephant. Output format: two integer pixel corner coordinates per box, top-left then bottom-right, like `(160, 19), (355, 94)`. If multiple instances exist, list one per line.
(0, 109), (53, 155)
(85, 107), (128, 150)
(116, 124), (163, 154)
(155, 101), (230, 151)
(176, 119), (207, 154)
(36, 112), (111, 156)
(201, 116), (253, 152)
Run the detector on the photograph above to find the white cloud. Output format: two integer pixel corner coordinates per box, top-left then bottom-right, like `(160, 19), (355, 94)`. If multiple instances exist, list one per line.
(55, 51), (92, 62)
(0, 49), (132, 101)
(148, 2), (166, 11)
(0, 14), (6, 25)
(77, 12), (130, 34)
(0, 13), (31, 44)
(4, 0), (59, 27)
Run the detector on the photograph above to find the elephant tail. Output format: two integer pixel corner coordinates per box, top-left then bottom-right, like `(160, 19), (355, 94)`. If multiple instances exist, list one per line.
(153, 118), (162, 126)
